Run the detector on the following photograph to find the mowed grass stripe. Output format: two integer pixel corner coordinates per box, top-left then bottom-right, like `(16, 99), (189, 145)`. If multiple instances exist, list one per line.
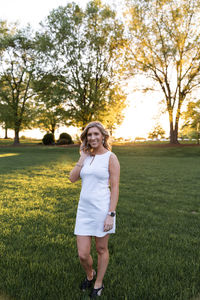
(0, 145), (200, 299)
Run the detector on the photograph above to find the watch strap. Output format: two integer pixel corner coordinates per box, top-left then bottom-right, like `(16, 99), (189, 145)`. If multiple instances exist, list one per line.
(108, 211), (116, 217)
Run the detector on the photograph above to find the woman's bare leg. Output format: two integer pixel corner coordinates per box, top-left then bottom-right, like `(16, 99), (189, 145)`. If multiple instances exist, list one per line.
(94, 234), (110, 288)
(76, 235), (94, 279)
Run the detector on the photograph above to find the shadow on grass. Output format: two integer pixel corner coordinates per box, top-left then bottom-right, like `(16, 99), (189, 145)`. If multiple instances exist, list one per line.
(0, 147), (79, 175)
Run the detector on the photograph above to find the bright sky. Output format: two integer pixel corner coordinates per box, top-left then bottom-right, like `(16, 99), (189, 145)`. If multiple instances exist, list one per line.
(0, 0), (170, 140)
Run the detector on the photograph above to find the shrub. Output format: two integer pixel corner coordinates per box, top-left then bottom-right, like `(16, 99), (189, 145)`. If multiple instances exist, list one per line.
(58, 132), (73, 144)
(56, 138), (69, 145)
(20, 135), (26, 140)
(42, 133), (55, 145)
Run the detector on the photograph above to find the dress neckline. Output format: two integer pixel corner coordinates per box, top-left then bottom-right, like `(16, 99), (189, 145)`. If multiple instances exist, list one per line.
(90, 151), (110, 157)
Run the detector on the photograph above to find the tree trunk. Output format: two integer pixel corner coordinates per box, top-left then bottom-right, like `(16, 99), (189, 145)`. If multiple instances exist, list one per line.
(13, 128), (20, 145)
(4, 126), (8, 139)
(169, 126), (179, 144)
(51, 128), (55, 135)
(169, 111), (179, 144)
(173, 120), (179, 144)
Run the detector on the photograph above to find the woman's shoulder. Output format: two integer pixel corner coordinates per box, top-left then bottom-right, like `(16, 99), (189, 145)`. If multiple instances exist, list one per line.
(108, 152), (120, 172)
(109, 151), (119, 162)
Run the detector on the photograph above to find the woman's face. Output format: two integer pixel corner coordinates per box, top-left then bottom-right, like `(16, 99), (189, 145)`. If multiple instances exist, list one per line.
(87, 126), (103, 148)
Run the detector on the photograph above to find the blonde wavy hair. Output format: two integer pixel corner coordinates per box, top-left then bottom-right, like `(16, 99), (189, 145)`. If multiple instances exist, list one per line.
(80, 121), (111, 154)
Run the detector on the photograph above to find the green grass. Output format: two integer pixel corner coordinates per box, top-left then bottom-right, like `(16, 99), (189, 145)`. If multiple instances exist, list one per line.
(0, 138), (41, 146)
(0, 145), (200, 299)
(0, 137), (198, 147)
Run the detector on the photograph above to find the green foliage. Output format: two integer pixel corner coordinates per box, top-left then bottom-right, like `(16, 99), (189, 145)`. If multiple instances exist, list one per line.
(58, 132), (73, 144)
(37, 0), (126, 129)
(103, 85), (127, 135)
(181, 100), (200, 143)
(56, 138), (72, 145)
(32, 73), (68, 134)
(148, 124), (166, 139)
(0, 103), (14, 130)
(0, 26), (39, 144)
(42, 133), (55, 145)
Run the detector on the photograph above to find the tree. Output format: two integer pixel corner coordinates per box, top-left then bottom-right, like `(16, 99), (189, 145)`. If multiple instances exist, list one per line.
(125, 0), (200, 143)
(33, 74), (68, 136)
(148, 124), (165, 139)
(181, 100), (200, 143)
(0, 103), (13, 138)
(37, 0), (126, 130)
(36, 104), (66, 136)
(0, 26), (37, 144)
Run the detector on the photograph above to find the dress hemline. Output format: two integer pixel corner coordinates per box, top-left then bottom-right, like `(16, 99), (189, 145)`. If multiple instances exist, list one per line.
(74, 232), (115, 237)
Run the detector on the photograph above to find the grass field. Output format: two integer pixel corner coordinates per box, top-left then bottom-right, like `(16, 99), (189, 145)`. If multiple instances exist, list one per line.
(0, 145), (200, 300)
(0, 138), (41, 146)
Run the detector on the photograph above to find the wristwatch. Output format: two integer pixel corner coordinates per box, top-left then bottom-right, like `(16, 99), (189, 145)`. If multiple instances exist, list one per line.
(107, 211), (116, 217)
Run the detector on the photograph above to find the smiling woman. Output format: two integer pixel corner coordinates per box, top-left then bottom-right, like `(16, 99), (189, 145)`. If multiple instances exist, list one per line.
(69, 121), (120, 298)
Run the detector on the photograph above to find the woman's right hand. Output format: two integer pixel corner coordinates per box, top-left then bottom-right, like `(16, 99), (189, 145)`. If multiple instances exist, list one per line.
(80, 150), (88, 160)
(77, 150), (89, 166)
(69, 151), (88, 183)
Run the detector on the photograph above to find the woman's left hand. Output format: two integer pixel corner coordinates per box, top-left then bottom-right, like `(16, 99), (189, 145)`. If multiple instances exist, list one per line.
(104, 215), (114, 232)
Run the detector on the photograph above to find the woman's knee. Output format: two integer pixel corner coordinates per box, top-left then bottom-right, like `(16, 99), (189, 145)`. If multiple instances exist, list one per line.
(77, 236), (91, 261)
(96, 245), (108, 255)
(78, 250), (90, 261)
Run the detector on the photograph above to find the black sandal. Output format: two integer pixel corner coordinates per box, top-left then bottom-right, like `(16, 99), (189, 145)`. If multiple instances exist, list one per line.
(80, 269), (96, 291)
(90, 284), (104, 298)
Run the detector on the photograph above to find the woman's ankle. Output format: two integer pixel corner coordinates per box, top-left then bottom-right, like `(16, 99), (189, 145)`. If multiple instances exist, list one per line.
(87, 269), (94, 280)
(94, 280), (103, 289)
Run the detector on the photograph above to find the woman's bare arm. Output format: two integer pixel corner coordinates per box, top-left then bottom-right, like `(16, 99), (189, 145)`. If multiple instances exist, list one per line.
(103, 153), (120, 231)
(108, 153), (120, 211)
(69, 152), (88, 183)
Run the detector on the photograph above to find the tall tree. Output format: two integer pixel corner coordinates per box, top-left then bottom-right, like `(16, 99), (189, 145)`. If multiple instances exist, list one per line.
(125, 0), (200, 143)
(37, 0), (126, 130)
(0, 26), (37, 144)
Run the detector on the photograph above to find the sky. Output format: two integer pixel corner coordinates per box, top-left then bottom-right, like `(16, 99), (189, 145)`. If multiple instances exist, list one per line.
(0, 0), (170, 140)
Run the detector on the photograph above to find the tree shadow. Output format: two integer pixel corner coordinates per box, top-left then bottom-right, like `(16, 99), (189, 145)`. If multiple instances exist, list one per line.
(0, 146), (78, 175)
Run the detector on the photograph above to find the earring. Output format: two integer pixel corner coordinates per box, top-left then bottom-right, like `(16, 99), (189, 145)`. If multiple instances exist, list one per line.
(102, 139), (105, 144)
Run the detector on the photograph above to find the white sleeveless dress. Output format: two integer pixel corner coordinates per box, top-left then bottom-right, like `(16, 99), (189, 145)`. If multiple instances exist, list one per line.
(74, 151), (116, 237)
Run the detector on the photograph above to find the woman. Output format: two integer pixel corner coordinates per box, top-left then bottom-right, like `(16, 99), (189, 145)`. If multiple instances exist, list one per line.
(69, 121), (120, 298)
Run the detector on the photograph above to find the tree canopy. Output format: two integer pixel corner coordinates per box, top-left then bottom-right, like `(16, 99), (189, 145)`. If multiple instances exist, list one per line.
(37, 0), (127, 130)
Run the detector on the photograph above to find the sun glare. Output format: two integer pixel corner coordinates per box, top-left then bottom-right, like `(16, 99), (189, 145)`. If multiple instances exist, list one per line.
(0, 153), (20, 158)
(114, 90), (169, 140)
